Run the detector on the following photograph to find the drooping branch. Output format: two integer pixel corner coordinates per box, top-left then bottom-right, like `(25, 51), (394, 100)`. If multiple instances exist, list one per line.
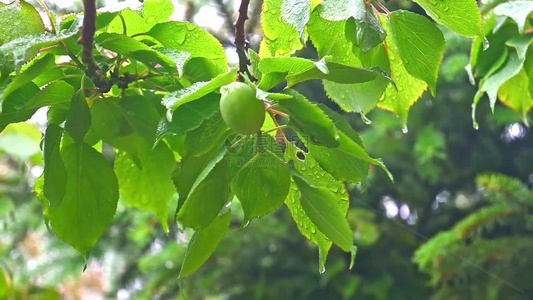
(234, 0), (254, 81)
(78, 0), (110, 92)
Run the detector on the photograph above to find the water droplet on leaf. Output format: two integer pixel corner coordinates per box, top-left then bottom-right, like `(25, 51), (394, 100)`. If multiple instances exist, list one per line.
(401, 124), (409, 134)
(361, 114), (372, 125)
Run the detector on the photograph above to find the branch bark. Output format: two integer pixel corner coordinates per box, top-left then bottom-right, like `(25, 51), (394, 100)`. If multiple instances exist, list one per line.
(234, 0), (254, 81)
(78, 0), (110, 92)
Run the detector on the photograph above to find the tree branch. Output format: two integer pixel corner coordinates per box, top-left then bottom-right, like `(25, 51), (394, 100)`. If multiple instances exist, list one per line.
(78, 0), (110, 92)
(234, 0), (255, 81)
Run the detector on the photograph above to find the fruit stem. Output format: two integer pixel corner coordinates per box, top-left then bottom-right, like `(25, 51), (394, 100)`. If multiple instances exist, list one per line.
(262, 125), (287, 135)
(267, 107), (289, 118)
(268, 111), (289, 145)
(234, 0), (255, 81)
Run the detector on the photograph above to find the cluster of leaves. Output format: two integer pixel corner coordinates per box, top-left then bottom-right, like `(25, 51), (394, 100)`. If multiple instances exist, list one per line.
(0, 0), (531, 280)
(470, 0), (533, 128)
(414, 173), (533, 299)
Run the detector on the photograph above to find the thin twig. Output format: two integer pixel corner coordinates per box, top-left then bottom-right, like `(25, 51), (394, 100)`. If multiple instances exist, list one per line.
(234, 0), (255, 81)
(62, 41), (85, 70)
(37, 0), (56, 33)
(376, 0), (391, 15)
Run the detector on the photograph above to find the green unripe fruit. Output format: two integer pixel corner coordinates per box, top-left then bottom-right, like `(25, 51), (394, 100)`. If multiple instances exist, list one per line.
(220, 82), (265, 135)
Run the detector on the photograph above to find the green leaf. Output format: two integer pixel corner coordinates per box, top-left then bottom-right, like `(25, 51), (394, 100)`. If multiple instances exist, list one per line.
(0, 82), (39, 131)
(143, 0), (174, 31)
(1, 79), (71, 131)
(497, 68), (532, 126)
(177, 155), (232, 229)
(320, 0), (365, 21)
(248, 49), (263, 82)
(387, 10), (445, 96)
(65, 89), (91, 144)
(0, 0), (45, 77)
(114, 141), (176, 232)
(506, 33), (533, 61)
(378, 15), (427, 128)
(43, 124), (67, 207)
(470, 24), (516, 78)
(259, 56), (386, 87)
(292, 173), (353, 252)
(285, 144), (350, 272)
(262, 0), (305, 56)
(90, 95), (161, 146)
(324, 45), (391, 115)
(182, 112), (231, 158)
(258, 72), (287, 91)
(303, 107), (392, 182)
(494, 0), (533, 34)
(307, 8), (355, 64)
(182, 57), (225, 82)
(157, 48), (191, 77)
(95, 33), (176, 72)
(278, 89), (339, 148)
(285, 183), (332, 272)
(107, 9), (145, 36)
(317, 104), (363, 145)
(306, 132), (368, 183)
(25, 80), (75, 110)
(175, 145), (226, 211)
(473, 50), (524, 126)
(291, 60), (388, 86)
(32, 67), (66, 87)
(345, 5), (387, 53)
(147, 22), (228, 74)
(307, 9), (390, 115)
(0, 1), (45, 45)
(2, 53), (55, 100)
(118, 95), (161, 141)
(155, 93), (219, 145)
(162, 68), (237, 111)
(232, 150), (291, 223)
(0, 16), (82, 71)
(281, 0), (311, 41)
(49, 143), (119, 253)
(89, 98), (123, 142)
(412, 0), (482, 38)
(180, 211), (231, 278)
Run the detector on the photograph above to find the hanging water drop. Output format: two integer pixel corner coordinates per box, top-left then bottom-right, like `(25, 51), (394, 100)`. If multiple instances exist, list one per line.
(401, 124), (409, 134)
(361, 114), (372, 125)
(483, 37), (490, 51)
